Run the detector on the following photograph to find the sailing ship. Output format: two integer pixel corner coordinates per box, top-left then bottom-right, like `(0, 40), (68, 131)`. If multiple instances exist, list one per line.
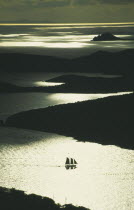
(65, 157), (78, 170)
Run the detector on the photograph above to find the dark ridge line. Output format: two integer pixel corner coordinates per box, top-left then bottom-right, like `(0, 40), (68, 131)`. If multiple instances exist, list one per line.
(0, 74), (134, 93)
(0, 49), (134, 75)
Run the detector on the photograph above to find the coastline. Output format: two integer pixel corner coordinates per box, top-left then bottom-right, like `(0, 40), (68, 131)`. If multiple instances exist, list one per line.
(5, 93), (134, 150)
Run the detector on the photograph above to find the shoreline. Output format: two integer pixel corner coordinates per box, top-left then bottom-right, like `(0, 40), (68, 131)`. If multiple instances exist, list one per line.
(5, 93), (134, 150)
(0, 187), (90, 210)
(1, 74), (134, 94)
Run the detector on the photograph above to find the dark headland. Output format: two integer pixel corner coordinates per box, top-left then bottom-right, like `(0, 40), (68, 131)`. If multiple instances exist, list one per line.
(0, 187), (89, 210)
(46, 74), (134, 93)
(6, 93), (134, 150)
(0, 49), (134, 75)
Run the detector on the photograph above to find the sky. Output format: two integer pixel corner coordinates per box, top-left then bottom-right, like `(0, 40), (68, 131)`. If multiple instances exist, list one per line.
(0, 0), (134, 23)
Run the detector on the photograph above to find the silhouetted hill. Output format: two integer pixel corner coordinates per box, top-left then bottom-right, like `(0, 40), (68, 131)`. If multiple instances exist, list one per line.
(0, 187), (89, 210)
(92, 33), (122, 41)
(47, 74), (134, 93)
(0, 53), (68, 72)
(6, 93), (134, 149)
(72, 49), (134, 75)
(47, 74), (88, 83)
(0, 49), (134, 75)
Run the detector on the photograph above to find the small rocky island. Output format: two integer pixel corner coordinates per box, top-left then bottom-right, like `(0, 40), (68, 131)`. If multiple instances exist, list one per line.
(92, 32), (122, 41)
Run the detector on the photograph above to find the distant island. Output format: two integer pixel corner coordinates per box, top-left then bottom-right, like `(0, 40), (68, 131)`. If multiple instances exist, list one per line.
(92, 32), (122, 41)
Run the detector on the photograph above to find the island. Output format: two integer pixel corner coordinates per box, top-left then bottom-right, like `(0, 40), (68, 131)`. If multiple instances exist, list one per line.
(92, 32), (122, 41)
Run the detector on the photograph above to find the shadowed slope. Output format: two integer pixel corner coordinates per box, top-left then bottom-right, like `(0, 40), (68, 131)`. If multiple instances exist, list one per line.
(6, 93), (134, 149)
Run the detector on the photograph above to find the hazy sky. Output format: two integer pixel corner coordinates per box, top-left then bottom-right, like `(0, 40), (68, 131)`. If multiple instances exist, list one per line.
(0, 0), (134, 23)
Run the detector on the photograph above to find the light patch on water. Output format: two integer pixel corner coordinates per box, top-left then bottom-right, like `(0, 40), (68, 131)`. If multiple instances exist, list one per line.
(0, 127), (133, 210)
(0, 91), (133, 121)
(34, 81), (65, 87)
(0, 34), (28, 37)
(0, 34), (94, 48)
(48, 92), (133, 104)
(0, 24), (134, 58)
(116, 35), (133, 38)
(0, 41), (91, 49)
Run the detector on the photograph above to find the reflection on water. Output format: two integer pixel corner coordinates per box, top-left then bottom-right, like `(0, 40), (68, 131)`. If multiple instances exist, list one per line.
(34, 81), (65, 87)
(0, 34), (134, 50)
(0, 24), (134, 58)
(65, 165), (77, 170)
(48, 92), (132, 104)
(0, 24), (134, 210)
(0, 127), (133, 210)
(0, 72), (121, 87)
(0, 92), (132, 121)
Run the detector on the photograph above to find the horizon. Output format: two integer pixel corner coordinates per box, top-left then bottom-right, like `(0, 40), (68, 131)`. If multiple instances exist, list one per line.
(0, 22), (134, 26)
(0, 23), (134, 58)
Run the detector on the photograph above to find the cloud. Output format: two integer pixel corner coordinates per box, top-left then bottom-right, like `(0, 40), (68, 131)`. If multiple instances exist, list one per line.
(0, 0), (134, 23)
(0, 0), (134, 9)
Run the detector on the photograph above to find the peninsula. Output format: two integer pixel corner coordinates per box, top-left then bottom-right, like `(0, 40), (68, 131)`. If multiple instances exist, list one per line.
(6, 93), (134, 150)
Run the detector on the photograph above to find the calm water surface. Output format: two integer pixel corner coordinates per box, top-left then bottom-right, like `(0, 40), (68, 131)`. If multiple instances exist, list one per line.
(0, 72), (131, 121)
(0, 72), (133, 210)
(0, 92), (131, 121)
(0, 127), (133, 210)
(0, 24), (134, 58)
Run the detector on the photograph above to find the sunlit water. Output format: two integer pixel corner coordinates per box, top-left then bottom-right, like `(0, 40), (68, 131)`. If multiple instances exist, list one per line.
(0, 72), (121, 87)
(0, 24), (134, 58)
(0, 69), (130, 122)
(0, 23), (134, 209)
(0, 88), (133, 210)
(34, 81), (65, 87)
(0, 92), (131, 121)
(0, 127), (133, 210)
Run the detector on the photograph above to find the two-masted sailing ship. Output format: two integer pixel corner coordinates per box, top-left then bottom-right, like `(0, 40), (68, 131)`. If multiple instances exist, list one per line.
(65, 157), (78, 170)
